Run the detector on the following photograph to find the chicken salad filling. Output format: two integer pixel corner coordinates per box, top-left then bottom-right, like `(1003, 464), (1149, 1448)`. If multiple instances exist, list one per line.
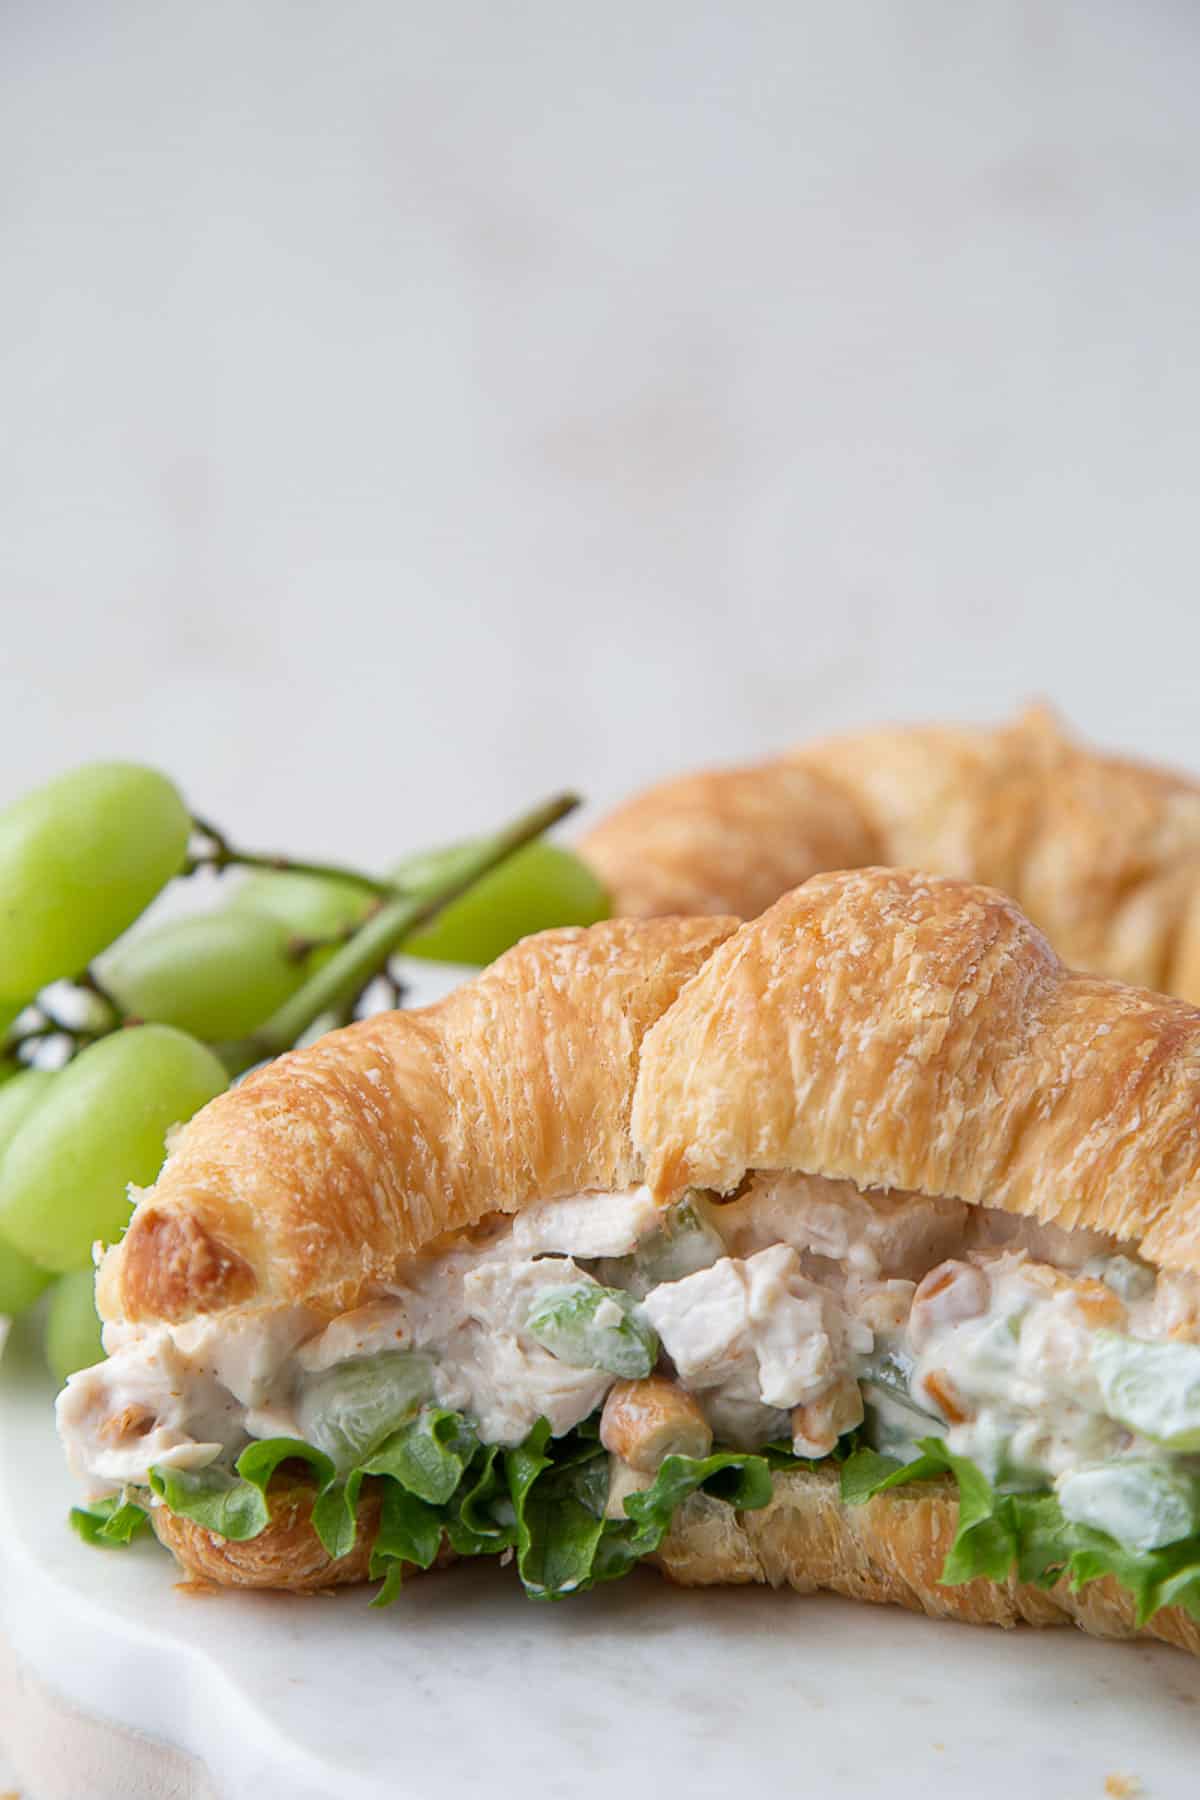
(61, 1174), (1200, 1614)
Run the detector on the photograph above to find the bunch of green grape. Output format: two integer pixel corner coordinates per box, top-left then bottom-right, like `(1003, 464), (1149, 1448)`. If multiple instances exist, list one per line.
(0, 762), (606, 1386)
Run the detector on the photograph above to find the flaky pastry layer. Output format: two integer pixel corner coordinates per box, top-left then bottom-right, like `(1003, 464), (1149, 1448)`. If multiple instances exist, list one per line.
(99, 915), (735, 1325)
(151, 1476), (455, 1591)
(102, 865), (1200, 1334)
(582, 705), (1200, 1000)
(653, 1467), (1200, 1655)
(151, 1466), (1200, 1655)
(633, 868), (1200, 1275)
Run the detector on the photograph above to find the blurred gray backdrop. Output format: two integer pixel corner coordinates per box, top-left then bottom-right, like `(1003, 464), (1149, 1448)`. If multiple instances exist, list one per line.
(2, 0), (1198, 861)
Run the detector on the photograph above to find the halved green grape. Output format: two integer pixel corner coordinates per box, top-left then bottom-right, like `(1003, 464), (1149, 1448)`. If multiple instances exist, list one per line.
(526, 1282), (658, 1378)
(45, 1267), (105, 1382)
(227, 869), (375, 946)
(0, 762), (191, 996)
(1093, 1330), (1200, 1450)
(589, 1198), (727, 1299)
(395, 839), (609, 966)
(622, 1198), (726, 1297)
(0, 1024), (228, 1270)
(297, 1352), (436, 1472)
(1056, 1459), (1200, 1554)
(100, 910), (310, 1040)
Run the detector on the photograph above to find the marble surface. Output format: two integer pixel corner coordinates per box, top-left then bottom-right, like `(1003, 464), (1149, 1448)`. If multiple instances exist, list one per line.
(3, 1312), (1198, 1800)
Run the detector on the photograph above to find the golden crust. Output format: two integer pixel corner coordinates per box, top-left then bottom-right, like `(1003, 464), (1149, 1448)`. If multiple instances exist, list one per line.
(151, 1475), (456, 1592)
(99, 915), (737, 1325)
(653, 1466), (1200, 1656)
(580, 759), (879, 919)
(152, 1477), (386, 1590)
(633, 867), (1200, 1274)
(582, 705), (1200, 1000)
(151, 1463), (1200, 1655)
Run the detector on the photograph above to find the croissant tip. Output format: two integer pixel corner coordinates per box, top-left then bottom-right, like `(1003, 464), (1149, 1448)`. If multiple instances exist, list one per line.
(114, 1207), (258, 1323)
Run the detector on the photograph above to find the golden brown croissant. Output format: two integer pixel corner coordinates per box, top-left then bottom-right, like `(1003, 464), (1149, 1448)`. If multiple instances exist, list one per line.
(654, 1467), (1200, 1657)
(633, 867), (1200, 1270)
(581, 704), (1200, 1001)
(99, 913), (737, 1326)
(67, 874), (1200, 1655)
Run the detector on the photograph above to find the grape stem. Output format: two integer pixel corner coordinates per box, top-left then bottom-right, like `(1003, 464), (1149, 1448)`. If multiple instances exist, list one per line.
(3, 1001), (119, 1058)
(0, 967), (129, 1060)
(284, 914), (378, 964)
(185, 816), (398, 897)
(215, 791), (580, 1078)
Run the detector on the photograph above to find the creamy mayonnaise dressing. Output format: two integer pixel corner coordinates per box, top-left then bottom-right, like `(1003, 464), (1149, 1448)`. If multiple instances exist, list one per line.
(56, 1172), (1200, 1505)
(909, 1248), (1200, 1482)
(59, 1189), (657, 1498)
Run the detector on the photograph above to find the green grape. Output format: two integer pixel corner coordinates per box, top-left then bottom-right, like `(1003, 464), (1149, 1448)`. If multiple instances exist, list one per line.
(227, 869), (374, 945)
(0, 762), (191, 996)
(0, 1024), (228, 1270)
(0, 1066), (55, 1149)
(297, 1352), (435, 1471)
(395, 840), (609, 966)
(1093, 1331), (1200, 1450)
(45, 1267), (105, 1382)
(0, 996), (25, 1047)
(0, 1234), (52, 1315)
(595, 1197), (726, 1298)
(525, 1282), (659, 1378)
(1057, 1460), (1200, 1554)
(0, 1069), (61, 1314)
(100, 910), (310, 1040)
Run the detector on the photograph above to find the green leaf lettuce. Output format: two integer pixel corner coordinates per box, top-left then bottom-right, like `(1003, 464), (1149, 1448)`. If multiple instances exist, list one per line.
(80, 1404), (789, 1606)
(839, 1437), (1200, 1626)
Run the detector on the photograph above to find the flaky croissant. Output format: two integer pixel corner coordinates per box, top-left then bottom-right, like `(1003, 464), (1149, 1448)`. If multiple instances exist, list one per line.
(99, 913), (736, 1325)
(75, 872), (1200, 1654)
(581, 704), (1200, 1001)
(654, 1466), (1200, 1657)
(634, 867), (1200, 1272)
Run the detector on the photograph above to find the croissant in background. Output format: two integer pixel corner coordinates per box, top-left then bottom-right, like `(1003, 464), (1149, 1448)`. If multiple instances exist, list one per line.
(59, 870), (1200, 1656)
(581, 704), (1200, 1001)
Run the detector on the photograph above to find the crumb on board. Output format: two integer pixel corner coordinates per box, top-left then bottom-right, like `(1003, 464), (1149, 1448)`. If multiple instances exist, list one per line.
(1105, 1776), (1141, 1798)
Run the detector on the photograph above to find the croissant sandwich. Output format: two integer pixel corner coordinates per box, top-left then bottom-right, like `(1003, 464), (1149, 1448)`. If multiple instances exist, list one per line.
(61, 872), (1200, 1655)
(581, 704), (1200, 1003)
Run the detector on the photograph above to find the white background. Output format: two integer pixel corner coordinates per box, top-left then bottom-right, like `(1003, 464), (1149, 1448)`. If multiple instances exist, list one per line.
(2, 6), (1200, 1787)
(3, 0), (1200, 870)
